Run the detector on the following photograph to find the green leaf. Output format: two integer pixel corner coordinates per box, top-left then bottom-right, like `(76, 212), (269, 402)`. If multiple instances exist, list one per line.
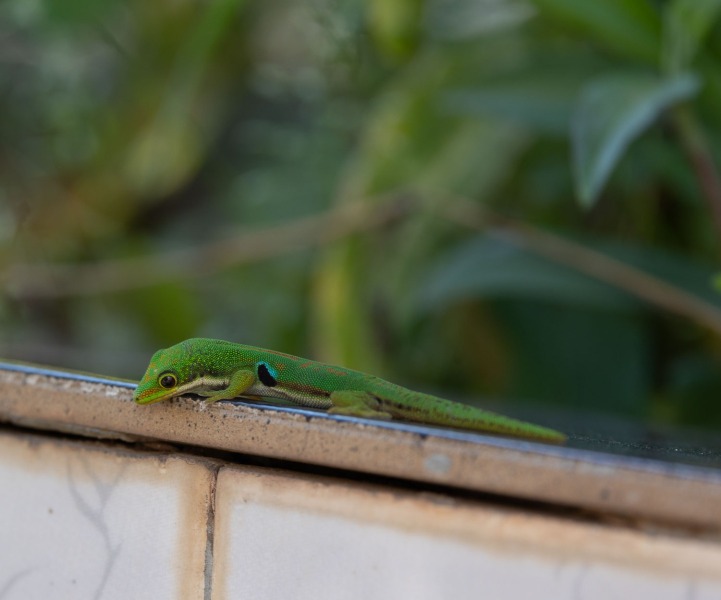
(368, 0), (422, 62)
(416, 234), (721, 415)
(445, 77), (579, 135)
(416, 234), (721, 313)
(571, 72), (700, 207)
(416, 235), (639, 313)
(712, 273), (721, 294)
(498, 301), (650, 415)
(529, 0), (662, 63)
(663, 0), (721, 73)
(124, 0), (246, 197)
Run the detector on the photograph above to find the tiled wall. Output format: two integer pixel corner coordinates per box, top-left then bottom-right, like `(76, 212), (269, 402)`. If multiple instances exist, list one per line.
(1, 430), (720, 600)
(0, 432), (211, 599)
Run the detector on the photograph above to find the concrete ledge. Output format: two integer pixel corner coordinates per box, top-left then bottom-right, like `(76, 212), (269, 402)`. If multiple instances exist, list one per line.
(1, 362), (721, 530)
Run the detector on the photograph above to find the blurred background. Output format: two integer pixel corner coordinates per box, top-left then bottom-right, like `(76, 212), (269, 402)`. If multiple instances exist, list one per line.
(2, 0), (721, 437)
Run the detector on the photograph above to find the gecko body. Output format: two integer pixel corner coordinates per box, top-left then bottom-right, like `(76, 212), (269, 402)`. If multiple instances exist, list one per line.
(134, 338), (566, 443)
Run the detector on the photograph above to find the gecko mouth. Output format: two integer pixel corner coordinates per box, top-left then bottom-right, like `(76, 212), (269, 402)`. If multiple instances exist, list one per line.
(134, 376), (231, 405)
(133, 388), (177, 405)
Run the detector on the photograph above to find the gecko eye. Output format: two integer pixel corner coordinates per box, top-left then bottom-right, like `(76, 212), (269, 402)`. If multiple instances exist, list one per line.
(158, 373), (177, 389)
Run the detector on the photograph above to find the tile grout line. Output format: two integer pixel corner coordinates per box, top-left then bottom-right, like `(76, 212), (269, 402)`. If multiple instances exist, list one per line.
(204, 464), (221, 600)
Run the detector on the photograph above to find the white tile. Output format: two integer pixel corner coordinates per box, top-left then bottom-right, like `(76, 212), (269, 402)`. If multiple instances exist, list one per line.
(0, 432), (212, 600)
(212, 468), (721, 600)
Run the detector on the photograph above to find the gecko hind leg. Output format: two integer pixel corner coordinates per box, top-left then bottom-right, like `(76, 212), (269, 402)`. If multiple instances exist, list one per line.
(328, 390), (393, 420)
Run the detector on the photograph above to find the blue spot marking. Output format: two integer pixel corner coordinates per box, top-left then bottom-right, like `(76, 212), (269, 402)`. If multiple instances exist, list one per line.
(258, 361), (277, 379)
(256, 361), (278, 387)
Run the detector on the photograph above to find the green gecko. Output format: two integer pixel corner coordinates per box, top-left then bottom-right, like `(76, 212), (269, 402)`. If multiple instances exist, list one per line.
(133, 338), (566, 443)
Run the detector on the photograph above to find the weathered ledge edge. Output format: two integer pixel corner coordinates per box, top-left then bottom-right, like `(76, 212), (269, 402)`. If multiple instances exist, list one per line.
(1, 362), (720, 530)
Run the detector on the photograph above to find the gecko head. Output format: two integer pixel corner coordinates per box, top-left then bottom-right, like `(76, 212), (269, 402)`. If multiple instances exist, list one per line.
(133, 342), (192, 405)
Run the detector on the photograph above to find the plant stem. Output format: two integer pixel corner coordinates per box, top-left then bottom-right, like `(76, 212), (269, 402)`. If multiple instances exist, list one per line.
(443, 199), (721, 337)
(673, 106), (721, 250)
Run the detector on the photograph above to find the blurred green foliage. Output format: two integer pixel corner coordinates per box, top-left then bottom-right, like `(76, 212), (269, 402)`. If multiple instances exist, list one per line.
(2, 0), (721, 432)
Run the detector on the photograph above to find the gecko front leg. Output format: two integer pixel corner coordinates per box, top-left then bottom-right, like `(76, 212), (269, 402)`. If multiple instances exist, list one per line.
(201, 369), (256, 403)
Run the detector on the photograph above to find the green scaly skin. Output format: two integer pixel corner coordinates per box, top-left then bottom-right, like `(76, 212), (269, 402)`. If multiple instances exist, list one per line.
(133, 338), (566, 444)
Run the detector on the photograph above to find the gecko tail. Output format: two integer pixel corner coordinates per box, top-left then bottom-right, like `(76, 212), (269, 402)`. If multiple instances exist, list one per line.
(388, 392), (567, 444)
